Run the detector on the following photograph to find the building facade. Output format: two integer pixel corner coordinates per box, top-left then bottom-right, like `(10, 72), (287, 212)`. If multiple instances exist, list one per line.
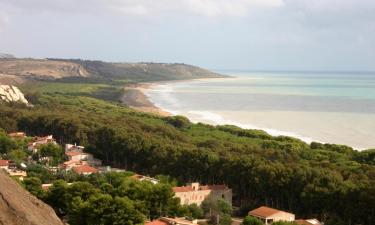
(173, 182), (232, 206)
(27, 135), (57, 153)
(248, 206), (295, 225)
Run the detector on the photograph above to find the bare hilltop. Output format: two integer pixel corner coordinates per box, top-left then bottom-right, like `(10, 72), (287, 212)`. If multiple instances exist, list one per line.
(0, 57), (226, 85)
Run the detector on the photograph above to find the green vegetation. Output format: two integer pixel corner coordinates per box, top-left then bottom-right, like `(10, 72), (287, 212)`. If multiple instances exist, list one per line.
(242, 216), (263, 225)
(22, 171), (204, 225)
(202, 199), (232, 225)
(0, 92), (374, 225)
(19, 81), (125, 103)
(38, 143), (65, 166)
(240, 217), (298, 225)
(55, 59), (226, 82)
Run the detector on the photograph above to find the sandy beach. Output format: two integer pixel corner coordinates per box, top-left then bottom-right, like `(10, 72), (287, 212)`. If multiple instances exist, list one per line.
(121, 83), (171, 117)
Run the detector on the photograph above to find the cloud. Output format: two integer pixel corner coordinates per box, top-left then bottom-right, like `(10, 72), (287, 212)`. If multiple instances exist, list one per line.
(0, 0), (284, 17)
(180, 0), (284, 17)
(0, 12), (9, 31)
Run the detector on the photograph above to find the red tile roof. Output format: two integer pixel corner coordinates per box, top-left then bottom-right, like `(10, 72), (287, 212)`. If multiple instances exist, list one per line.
(63, 160), (81, 165)
(249, 206), (293, 218)
(173, 186), (194, 192)
(73, 165), (98, 174)
(145, 220), (169, 225)
(65, 151), (84, 156)
(0, 160), (9, 167)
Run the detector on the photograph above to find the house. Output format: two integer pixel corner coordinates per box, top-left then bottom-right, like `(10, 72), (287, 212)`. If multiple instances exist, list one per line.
(248, 206), (295, 225)
(27, 135), (57, 153)
(0, 160), (16, 171)
(73, 165), (98, 175)
(62, 159), (82, 170)
(130, 174), (159, 184)
(0, 159), (9, 171)
(65, 151), (91, 161)
(295, 219), (322, 225)
(173, 182), (232, 206)
(146, 217), (197, 225)
(65, 143), (85, 152)
(145, 220), (169, 225)
(8, 170), (27, 180)
(8, 132), (26, 139)
(65, 151), (102, 167)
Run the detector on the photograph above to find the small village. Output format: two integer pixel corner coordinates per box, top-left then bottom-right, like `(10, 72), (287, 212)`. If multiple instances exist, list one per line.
(1, 131), (323, 225)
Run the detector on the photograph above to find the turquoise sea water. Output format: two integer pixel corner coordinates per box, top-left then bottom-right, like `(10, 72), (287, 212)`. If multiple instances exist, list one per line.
(145, 71), (375, 150)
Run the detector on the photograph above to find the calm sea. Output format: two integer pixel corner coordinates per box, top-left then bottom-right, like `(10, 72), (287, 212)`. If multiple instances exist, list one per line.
(145, 71), (375, 150)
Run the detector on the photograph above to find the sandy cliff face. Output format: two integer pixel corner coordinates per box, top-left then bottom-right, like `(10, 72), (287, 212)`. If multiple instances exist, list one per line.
(0, 59), (89, 79)
(0, 85), (29, 104)
(0, 170), (64, 225)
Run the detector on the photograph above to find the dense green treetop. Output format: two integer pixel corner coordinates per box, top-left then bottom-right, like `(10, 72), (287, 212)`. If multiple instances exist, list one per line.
(0, 93), (374, 225)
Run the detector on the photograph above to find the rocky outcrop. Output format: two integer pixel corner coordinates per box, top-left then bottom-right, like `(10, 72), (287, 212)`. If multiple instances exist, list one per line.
(0, 170), (64, 225)
(0, 85), (28, 104)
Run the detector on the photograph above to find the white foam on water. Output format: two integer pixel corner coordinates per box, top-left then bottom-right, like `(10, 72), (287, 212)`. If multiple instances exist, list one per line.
(187, 110), (318, 144)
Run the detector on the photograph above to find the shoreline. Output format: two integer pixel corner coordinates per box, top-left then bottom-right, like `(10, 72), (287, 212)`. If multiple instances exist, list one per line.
(121, 77), (232, 117)
(121, 79), (372, 151)
(121, 82), (172, 117)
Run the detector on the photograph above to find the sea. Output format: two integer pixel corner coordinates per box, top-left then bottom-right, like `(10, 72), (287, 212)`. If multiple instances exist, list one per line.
(144, 71), (375, 150)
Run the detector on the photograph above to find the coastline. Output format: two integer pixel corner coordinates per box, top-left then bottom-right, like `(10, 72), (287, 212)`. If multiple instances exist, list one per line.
(121, 77), (233, 117)
(122, 78), (371, 151)
(121, 83), (172, 117)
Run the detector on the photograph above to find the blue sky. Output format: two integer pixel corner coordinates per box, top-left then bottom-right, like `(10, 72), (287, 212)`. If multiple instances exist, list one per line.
(0, 0), (374, 71)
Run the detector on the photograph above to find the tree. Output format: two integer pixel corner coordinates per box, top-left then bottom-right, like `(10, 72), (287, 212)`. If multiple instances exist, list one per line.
(39, 143), (64, 166)
(7, 149), (27, 163)
(202, 199), (232, 225)
(165, 115), (191, 129)
(242, 216), (264, 225)
(44, 179), (69, 216)
(23, 177), (45, 199)
(0, 134), (16, 154)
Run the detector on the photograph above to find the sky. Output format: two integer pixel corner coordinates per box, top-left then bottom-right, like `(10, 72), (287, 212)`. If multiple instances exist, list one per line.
(0, 0), (374, 71)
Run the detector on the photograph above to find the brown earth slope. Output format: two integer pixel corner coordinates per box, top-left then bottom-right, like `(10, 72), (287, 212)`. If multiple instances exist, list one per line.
(0, 58), (89, 81)
(0, 58), (227, 85)
(0, 170), (64, 225)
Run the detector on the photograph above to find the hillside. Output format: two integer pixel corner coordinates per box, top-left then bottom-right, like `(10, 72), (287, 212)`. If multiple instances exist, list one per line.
(0, 58), (226, 85)
(63, 59), (227, 81)
(0, 170), (64, 225)
(0, 58), (89, 83)
(0, 93), (374, 225)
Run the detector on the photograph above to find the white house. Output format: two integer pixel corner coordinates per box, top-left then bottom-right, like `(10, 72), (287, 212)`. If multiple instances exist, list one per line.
(248, 206), (295, 225)
(65, 144), (85, 152)
(27, 135), (57, 153)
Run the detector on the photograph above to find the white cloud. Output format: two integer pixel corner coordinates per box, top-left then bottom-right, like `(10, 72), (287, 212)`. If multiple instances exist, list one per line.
(180, 0), (284, 17)
(0, 12), (9, 31)
(0, 0), (284, 17)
